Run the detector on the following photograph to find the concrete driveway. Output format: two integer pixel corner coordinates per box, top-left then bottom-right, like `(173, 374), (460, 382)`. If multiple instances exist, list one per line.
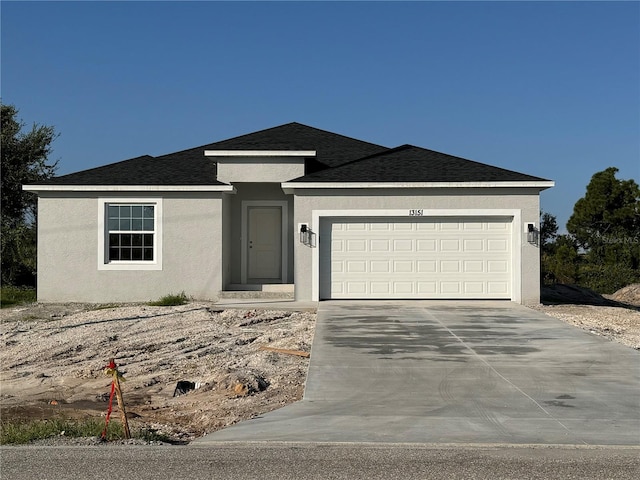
(197, 301), (640, 445)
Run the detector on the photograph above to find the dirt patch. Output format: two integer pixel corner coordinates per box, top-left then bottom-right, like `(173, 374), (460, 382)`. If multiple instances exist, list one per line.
(2, 296), (638, 445)
(0, 302), (316, 442)
(528, 304), (640, 350)
(534, 283), (640, 350)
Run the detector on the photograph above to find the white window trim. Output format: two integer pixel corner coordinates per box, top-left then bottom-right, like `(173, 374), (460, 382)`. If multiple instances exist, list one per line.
(98, 198), (163, 270)
(310, 209), (522, 303)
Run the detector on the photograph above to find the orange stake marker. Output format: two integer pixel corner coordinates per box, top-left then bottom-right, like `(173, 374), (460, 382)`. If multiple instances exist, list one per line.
(102, 358), (131, 439)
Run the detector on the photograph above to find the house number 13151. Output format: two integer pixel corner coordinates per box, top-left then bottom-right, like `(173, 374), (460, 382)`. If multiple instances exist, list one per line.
(409, 209), (423, 216)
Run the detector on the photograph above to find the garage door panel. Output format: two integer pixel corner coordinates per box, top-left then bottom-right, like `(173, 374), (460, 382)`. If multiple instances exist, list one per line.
(416, 222), (436, 231)
(441, 282), (461, 294)
(463, 260), (484, 273)
(393, 260), (414, 273)
(440, 239), (460, 251)
(464, 282), (485, 294)
(488, 260), (509, 273)
(370, 239), (389, 251)
(417, 239), (436, 251)
(347, 239), (367, 252)
(321, 217), (512, 299)
(417, 260), (437, 273)
(441, 222), (462, 231)
(464, 222), (484, 230)
(417, 282), (437, 293)
(371, 260), (390, 273)
(488, 222), (510, 231)
(371, 282), (390, 294)
(393, 223), (414, 231)
(393, 239), (413, 251)
(463, 239), (484, 251)
(394, 282), (414, 294)
(487, 239), (509, 252)
(488, 282), (510, 294)
(440, 260), (460, 273)
(370, 223), (390, 231)
(347, 223), (367, 231)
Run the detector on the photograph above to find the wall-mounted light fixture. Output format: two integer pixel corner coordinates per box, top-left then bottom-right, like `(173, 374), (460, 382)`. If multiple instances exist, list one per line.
(526, 223), (539, 246)
(299, 223), (316, 247)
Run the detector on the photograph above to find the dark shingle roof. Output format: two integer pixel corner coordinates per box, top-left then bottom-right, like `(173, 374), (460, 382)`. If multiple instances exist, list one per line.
(39, 122), (388, 185)
(200, 122), (389, 168)
(39, 155), (223, 186)
(292, 145), (550, 183)
(35, 123), (549, 186)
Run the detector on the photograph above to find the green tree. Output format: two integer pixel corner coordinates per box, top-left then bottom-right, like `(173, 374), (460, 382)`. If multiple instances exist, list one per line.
(545, 235), (580, 285)
(1, 103), (58, 286)
(540, 210), (559, 284)
(540, 211), (558, 252)
(567, 167), (640, 293)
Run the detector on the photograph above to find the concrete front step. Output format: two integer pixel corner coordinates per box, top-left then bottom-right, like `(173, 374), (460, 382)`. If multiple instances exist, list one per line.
(219, 285), (294, 299)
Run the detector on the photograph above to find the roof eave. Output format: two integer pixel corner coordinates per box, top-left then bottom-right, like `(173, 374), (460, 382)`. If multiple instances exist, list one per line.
(23, 184), (236, 193)
(204, 150), (316, 157)
(281, 181), (555, 194)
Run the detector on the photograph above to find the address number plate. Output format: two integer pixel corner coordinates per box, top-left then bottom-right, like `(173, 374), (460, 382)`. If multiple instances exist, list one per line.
(409, 209), (424, 216)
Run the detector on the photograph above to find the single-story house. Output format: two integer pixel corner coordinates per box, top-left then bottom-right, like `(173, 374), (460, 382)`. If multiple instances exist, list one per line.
(24, 122), (553, 304)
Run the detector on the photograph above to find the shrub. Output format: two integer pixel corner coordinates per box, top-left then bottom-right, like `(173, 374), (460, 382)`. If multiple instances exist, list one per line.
(577, 264), (640, 294)
(148, 291), (189, 306)
(0, 285), (36, 308)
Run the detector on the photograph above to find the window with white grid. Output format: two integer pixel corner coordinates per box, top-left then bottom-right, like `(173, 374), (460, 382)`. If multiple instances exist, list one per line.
(98, 198), (162, 270)
(107, 204), (155, 261)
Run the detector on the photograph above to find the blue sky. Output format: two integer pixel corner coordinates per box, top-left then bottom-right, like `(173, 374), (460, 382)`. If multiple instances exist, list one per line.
(2, 1), (638, 231)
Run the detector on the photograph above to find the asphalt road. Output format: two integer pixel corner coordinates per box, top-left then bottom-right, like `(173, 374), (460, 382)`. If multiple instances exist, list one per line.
(2, 443), (639, 480)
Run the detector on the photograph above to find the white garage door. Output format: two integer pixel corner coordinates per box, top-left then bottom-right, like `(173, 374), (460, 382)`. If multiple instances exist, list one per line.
(320, 217), (512, 299)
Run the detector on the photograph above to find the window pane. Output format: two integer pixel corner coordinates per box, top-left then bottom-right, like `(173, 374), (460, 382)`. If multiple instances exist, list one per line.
(131, 248), (143, 261)
(143, 206), (154, 219)
(109, 234), (120, 246)
(132, 234), (142, 246)
(144, 234), (153, 247)
(132, 219), (143, 231)
(108, 205), (119, 219)
(121, 234), (132, 247)
(121, 248), (132, 261)
(109, 248), (120, 261)
(120, 218), (131, 230)
(143, 248), (154, 261)
(143, 219), (154, 231)
(120, 205), (131, 218)
(108, 218), (119, 230)
(131, 205), (143, 218)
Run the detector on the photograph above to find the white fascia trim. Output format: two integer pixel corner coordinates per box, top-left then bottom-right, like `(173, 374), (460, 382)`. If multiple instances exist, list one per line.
(310, 208), (522, 304)
(23, 185), (236, 193)
(282, 181), (555, 192)
(205, 150), (316, 157)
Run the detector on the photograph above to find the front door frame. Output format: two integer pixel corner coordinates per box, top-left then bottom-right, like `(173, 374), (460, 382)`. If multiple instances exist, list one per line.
(241, 200), (288, 284)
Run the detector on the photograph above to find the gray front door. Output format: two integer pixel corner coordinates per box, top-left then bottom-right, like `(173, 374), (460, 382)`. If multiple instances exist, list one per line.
(247, 206), (282, 281)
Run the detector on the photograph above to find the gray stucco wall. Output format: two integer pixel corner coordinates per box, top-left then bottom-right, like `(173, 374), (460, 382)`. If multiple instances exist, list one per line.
(290, 188), (542, 305)
(216, 158), (305, 183)
(36, 192), (224, 303)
